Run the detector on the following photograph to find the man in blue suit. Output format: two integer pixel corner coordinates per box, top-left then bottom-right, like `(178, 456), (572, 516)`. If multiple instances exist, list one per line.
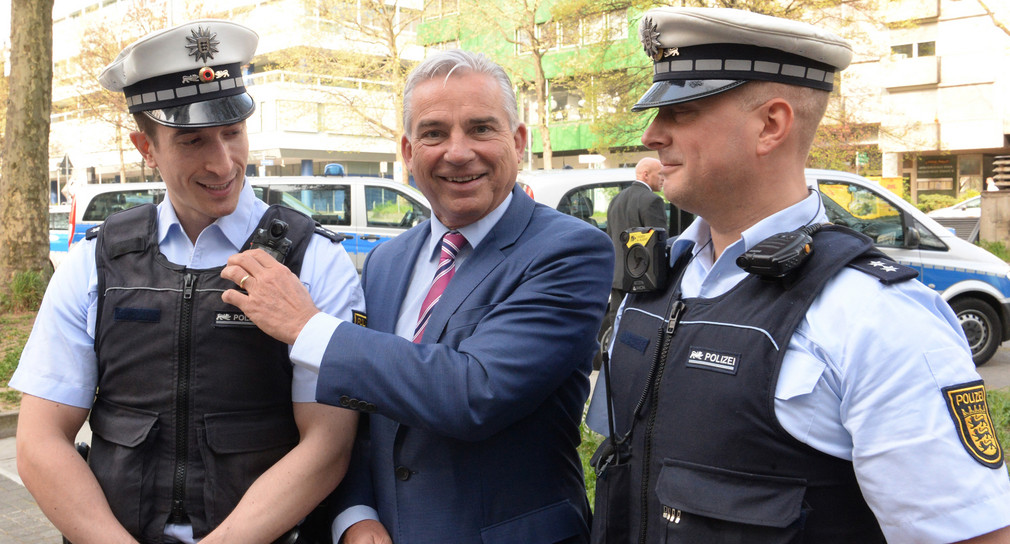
(222, 49), (614, 544)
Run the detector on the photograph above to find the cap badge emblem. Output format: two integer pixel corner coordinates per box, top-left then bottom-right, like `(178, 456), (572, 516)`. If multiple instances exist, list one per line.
(186, 26), (220, 63)
(663, 47), (679, 58)
(641, 17), (662, 61)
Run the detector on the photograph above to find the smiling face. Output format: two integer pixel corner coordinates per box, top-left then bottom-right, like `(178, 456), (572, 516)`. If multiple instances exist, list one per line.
(132, 121), (249, 240)
(401, 72), (527, 230)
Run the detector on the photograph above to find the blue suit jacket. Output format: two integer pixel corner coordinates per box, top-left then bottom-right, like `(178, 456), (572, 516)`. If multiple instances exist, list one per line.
(317, 186), (614, 543)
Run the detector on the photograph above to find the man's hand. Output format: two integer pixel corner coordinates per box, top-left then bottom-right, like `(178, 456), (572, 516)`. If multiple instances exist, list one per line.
(341, 520), (392, 544)
(222, 249), (320, 345)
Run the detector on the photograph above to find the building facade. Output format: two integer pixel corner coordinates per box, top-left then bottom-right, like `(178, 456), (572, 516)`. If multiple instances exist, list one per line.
(842, 0), (1010, 200)
(34, 0), (1010, 202)
(47, 0), (423, 196)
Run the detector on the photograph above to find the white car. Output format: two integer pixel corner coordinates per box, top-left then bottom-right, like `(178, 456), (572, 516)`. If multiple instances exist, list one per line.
(524, 167), (1010, 366)
(927, 196), (982, 242)
(67, 177), (430, 272)
(48, 204), (71, 269)
(928, 195), (981, 219)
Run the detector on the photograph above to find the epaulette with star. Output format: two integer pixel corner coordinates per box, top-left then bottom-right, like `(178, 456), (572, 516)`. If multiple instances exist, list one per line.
(847, 253), (918, 285)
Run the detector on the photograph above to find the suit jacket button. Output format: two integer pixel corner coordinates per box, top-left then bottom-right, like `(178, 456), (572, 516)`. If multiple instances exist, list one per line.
(395, 466), (412, 481)
(349, 399), (361, 410)
(338, 395), (350, 407)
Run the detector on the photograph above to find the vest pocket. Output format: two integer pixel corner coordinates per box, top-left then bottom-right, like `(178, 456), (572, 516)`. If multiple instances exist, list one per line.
(591, 439), (633, 544)
(199, 406), (300, 525)
(87, 398), (160, 536)
(655, 458), (807, 544)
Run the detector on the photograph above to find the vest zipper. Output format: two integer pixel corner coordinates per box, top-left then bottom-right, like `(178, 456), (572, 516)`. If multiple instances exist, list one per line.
(170, 272), (195, 523)
(638, 299), (685, 544)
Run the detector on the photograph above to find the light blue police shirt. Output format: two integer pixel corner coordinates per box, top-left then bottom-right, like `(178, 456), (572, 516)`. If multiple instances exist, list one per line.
(588, 191), (1010, 543)
(11, 181), (365, 542)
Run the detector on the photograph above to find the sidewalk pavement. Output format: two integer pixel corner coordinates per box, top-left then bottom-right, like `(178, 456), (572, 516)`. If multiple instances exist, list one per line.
(0, 412), (91, 543)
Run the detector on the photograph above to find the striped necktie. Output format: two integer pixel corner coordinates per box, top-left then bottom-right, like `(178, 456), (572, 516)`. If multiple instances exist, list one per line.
(413, 231), (468, 343)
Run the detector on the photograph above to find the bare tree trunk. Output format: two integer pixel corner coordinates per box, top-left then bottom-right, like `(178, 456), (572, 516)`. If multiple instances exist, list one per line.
(0, 0), (54, 285)
(534, 57), (553, 170)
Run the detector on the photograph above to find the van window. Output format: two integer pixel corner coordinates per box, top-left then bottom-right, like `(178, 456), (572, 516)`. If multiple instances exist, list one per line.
(50, 210), (69, 230)
(819, 181), (905, 247)
(82, 189), (165, 222)
(255, 185), (351, 226)
(909, 216), (947, 251)
(365, 187), (428, 227)
(557, 184), (627, 230)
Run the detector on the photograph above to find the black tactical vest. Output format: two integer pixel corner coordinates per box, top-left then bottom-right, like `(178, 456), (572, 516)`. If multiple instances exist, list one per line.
(87, 203), (324, 542)
(593, 225), (915, 544)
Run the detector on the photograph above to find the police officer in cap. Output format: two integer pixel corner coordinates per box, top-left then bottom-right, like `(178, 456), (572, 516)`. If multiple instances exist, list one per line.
(12, 19), (363, 544)
(587, 7), (1010, 543)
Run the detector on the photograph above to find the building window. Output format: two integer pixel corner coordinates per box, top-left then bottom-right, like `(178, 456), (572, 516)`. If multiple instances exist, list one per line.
(537, 21), (556, 49)
(426, 39), (460, 55)
(516, 8), (626, 54)
(560, 18), (580, 47)
(891, 40), (935, 59)
(424, 0), (459, 19)
(516, 28), (533, 55)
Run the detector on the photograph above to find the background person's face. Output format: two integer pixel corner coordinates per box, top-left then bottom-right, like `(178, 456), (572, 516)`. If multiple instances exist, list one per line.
(401, 72), (526, 230)
(135, 121), (249, 237)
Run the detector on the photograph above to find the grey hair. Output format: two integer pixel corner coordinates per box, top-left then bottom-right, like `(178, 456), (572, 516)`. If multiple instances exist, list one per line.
(402, 49), (519, 136)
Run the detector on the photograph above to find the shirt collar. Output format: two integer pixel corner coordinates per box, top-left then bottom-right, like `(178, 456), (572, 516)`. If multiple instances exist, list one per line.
(157, 179), (261, 251)
(424, 191), (514, 261)
(669, 190), (826, 267)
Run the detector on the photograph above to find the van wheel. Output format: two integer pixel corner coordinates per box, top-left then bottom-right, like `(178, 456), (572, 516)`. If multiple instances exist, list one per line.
(950, 297), (1001, 367)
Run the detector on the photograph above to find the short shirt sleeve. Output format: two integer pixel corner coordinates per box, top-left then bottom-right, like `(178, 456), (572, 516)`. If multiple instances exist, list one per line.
(9, 239), (101, 408)
(291, 233), (365, 402)
(778, 268), (1010, 544)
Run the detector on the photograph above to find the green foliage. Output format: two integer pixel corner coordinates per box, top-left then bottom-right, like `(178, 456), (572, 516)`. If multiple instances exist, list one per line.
(0, 313), (32, 408)
(987, 388), (1010, 477)
(978, 240), (1010, 263)
(914, 193), (958, 213)
(579, 420), (604, 509)
(0, 270), (48, 312)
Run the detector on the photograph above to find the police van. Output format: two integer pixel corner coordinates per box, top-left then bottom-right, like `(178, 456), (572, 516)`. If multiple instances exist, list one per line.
(48, 204), (72, 268)
(66, 177), (429, 272)
(521, 167), (1010, 366)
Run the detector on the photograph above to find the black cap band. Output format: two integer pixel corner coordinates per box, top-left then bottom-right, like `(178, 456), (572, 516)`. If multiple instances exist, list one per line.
(651, 44), (836, 92)
(123, 62), (246, 114)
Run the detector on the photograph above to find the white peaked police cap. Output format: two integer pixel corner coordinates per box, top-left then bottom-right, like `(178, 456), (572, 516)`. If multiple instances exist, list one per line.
(633, 7), (853, 111)
(99, 19), (258, 128)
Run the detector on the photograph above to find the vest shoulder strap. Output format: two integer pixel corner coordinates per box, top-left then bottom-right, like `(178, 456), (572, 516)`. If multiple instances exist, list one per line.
(847, 249), (918, 285)
(96, 204), (158, 259)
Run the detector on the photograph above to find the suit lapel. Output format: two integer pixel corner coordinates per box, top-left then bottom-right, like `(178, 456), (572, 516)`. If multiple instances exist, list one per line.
(419, 185), (535, 343)
(369, 224), (428, 334)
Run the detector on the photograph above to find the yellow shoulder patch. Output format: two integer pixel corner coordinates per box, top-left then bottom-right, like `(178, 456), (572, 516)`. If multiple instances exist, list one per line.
(942, 381), (1003, 468)
(352, 310), (367, 327)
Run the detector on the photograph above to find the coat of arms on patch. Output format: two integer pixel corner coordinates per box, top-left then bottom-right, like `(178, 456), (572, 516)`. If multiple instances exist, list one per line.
(942, 381), (1004, 468)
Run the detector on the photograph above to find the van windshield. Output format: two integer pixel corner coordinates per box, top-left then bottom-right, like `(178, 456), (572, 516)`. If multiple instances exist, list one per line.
(82, 189), (166, 222)
(254, 185), (351, 226)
